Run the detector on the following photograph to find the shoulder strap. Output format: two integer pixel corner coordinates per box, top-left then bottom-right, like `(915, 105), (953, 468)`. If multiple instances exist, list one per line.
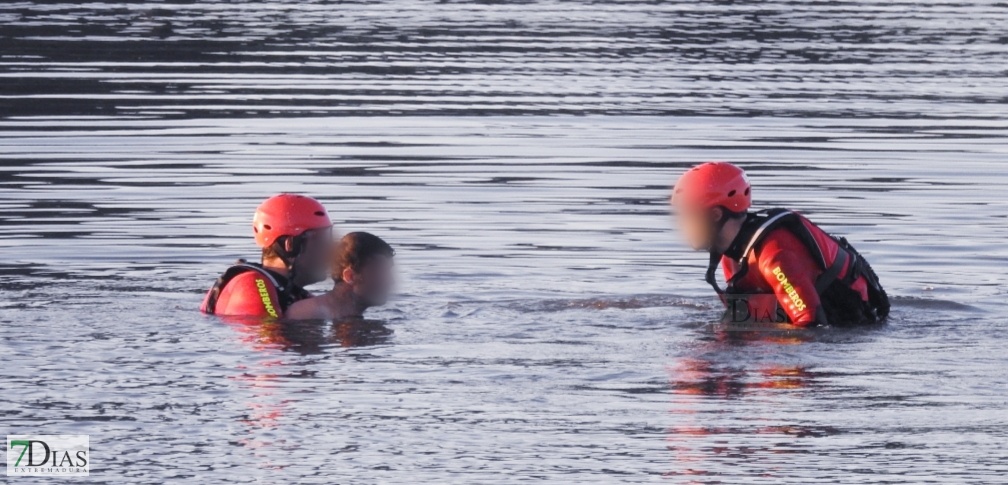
(202, 261), (287, 315)
(707, 208), (848, 301)
(718, 209), (794, 292)
(236, 262), (309, 311)
(706, 209), (790, 297)
(815, 248), (847, 294)
(739, 209), (794, 263)
(704, 251), (726, 299)
(727, 208), (852, 290)
(232, 262), (285, 293)
(742, 209), (855, 296)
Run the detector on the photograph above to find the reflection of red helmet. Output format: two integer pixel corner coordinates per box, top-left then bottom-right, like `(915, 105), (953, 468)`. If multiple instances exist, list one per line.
(252, 194), (332, 248)
(672, 162), (751, 212)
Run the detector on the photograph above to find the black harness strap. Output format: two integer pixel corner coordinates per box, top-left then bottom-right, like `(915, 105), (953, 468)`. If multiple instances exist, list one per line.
(203, 260), (289, 315)
(710, 208), (856, 298)
(705, 209), (745, 301)
(705, 251), (727, 303)
(815, 248), (847, 294)
(706, 210), (794, 324)
(235, 263), (284, 290)
(706, 209), (795, 296)
(739, 210), (793, 262)
(732, 209), (843, 289)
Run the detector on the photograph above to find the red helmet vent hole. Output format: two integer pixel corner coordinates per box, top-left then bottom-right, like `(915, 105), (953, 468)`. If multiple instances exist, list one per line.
(728, 189), (737, 197)
(744, 187), (751, 196)
(314, 211), (325, 216)
(263, 224), (272, 230)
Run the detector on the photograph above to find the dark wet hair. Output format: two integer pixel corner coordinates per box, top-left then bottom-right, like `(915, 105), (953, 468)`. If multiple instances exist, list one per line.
(262, 245), (280, 261)
(332, 232), (394, 282)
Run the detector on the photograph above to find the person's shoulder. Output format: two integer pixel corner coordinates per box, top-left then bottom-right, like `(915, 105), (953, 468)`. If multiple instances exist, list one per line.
(757, 226), (806, 256)
(216, 270), (281, 318)
(284, 296), (327, 321)
(224, 270), (276, 293)
(754, 226), (818, 273)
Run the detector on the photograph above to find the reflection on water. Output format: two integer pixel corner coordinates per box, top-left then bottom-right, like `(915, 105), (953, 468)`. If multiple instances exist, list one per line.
(666, 331), (822, 478)
(225, 318), (392, 473)
(224, 318), (393, 354)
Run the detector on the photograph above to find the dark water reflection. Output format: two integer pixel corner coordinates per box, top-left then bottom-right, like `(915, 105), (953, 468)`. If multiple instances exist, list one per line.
(223, 318), (393, 355)
(2, 1), (1007, 119)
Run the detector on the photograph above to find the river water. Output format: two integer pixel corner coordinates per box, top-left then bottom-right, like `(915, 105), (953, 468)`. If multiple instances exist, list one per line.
(1, 1), (1007, 483)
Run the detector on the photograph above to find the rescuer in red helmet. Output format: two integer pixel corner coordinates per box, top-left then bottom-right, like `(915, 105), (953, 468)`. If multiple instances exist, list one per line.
(671, 162), (889, 327)
(200, 194), (335, 318)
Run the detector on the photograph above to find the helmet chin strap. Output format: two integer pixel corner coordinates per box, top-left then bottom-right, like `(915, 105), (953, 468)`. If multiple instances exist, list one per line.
(707, 210), (732, 256)
(704, 210), (732, 299)
(271, 234), (307, 288)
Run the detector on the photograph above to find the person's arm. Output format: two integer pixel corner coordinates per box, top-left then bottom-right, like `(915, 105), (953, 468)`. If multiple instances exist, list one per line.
(214, 272), (282, 318)
(757, 234), (823, 327)
(283, 296), (326, 321)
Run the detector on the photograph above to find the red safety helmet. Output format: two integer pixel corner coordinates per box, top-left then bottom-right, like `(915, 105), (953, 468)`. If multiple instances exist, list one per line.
(252, 194), (332, 248)
(672, 162), (752, 212)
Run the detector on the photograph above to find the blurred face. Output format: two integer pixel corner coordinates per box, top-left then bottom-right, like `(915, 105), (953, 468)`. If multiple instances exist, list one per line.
(292, 227), (335, 285)
(349, 254), (395, 307)
(673, 204), (717, 251)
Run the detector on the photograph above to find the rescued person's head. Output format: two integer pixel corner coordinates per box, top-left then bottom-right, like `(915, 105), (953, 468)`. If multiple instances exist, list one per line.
(332, 232), (395, 307)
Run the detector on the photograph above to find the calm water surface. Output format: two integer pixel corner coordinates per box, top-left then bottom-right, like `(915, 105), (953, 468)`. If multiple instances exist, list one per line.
(1, 1), (1007, 483)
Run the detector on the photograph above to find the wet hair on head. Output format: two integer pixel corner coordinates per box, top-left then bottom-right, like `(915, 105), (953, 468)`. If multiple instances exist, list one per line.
(332, 232), (395, 282)
(262, 245), (280, 261)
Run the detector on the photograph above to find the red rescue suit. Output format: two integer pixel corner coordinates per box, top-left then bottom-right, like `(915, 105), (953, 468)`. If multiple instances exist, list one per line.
(709, 209), (889, 327)
(200, 261), (311, 318)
